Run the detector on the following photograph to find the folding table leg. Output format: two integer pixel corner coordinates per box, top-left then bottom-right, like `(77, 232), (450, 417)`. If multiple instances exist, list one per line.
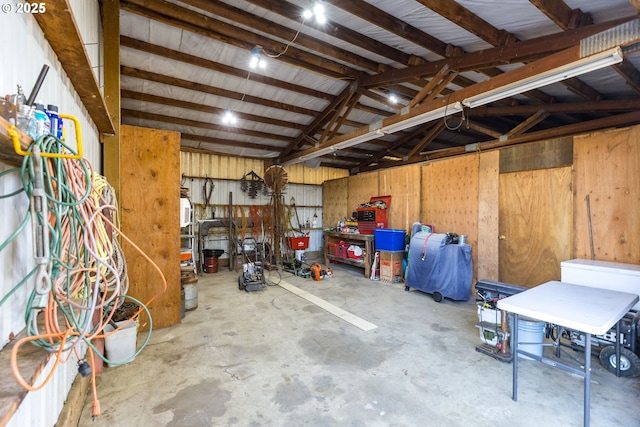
(512, 313), (519, 402)
(584, 333), (591, 427)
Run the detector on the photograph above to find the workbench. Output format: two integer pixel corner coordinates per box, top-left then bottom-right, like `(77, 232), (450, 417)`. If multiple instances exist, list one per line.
(497, 281), (639, 427)
(324, 232), (374, 278)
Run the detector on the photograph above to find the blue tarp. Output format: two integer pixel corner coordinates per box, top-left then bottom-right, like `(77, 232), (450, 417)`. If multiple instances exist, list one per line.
(405, 232), (473, 301)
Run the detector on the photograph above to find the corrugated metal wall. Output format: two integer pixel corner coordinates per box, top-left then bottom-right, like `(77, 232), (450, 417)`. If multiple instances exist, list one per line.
(180, 152), (349, 184)
(180, 152), (347, 256)
(1, 2), (103, 426)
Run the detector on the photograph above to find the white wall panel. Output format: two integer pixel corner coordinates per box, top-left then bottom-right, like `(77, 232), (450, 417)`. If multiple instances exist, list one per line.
(1, 2), (103, 425)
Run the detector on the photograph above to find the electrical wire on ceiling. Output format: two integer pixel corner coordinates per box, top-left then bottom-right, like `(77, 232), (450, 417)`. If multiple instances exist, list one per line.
(443, 93), (466, 131)
(223, 2), (327, 126)
(0, 134), (167, 421)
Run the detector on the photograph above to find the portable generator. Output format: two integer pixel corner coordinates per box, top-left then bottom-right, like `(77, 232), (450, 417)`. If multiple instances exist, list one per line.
(547, 309), (640, 377)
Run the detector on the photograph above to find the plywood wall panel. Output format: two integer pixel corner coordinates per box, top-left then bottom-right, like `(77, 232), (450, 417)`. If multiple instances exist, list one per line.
(421, 155), (479, 234)
(499, 167), (572, 288)
(121, 125), (181, 330)
(422, 154), (480, 282)
(379, 164), (421, 231)
(574, 127), (640, 263)
(348, 171), (380, 215)
(477, 150), (499, 281)
(323, 177), (349, 227)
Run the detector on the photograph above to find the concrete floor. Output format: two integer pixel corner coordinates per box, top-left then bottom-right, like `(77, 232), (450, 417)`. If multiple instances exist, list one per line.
(77, 261), (639, 427)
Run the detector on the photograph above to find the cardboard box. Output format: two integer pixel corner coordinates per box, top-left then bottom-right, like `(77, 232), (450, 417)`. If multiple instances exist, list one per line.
(379, 250), (403, 283)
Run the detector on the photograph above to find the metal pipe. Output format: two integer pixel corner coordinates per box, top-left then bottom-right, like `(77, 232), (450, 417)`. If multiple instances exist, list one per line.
(26, 64), (49, 106)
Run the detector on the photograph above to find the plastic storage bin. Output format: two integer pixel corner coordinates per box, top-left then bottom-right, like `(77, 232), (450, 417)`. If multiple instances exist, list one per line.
(336, 244), (348, 258)
(561, 259), (640, 311)
(287, 236), (310, 250)
(374, 228), (406, 251)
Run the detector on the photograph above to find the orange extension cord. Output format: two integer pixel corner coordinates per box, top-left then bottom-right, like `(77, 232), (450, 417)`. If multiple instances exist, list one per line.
(7, 147), (168, 420)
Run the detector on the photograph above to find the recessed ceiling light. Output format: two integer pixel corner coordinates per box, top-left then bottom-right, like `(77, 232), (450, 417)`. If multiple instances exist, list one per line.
(222, 110), (237, 125)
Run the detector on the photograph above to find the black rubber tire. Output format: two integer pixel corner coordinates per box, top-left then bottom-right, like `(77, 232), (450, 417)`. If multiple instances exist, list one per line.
(598, 346), (640, 377)
(433, 291), (443, 303)
(238, 275), (245, 290)
(405, 286), (410, 291)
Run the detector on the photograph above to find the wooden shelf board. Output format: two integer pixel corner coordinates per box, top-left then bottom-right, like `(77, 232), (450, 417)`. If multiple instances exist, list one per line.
(32, 0), (114, 136)
(0, 116), (30, 166)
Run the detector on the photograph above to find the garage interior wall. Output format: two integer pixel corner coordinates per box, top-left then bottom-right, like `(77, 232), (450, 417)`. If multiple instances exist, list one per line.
(180, 152), (348, 261)
(0, 2), (105, 425)
(323, 127), (640, 286)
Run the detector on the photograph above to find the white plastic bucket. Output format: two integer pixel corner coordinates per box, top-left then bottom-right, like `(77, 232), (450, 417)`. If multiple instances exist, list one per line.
(104, 321), (138, 367)
(517, 318), (545, 360)
(184, 283), (198, 311)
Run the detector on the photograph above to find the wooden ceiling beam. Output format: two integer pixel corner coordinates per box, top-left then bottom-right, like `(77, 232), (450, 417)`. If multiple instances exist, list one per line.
(358, 110), (640, 173)
(326, 0), (457, 58)
(120, 67), (319, 118)
(243, 0), (412, 65)
(281, 45), (595, 164)
(357, 88), (401, 113)
(529, 0), (592, 30)
(612, 59), (640, 95)
(121, 0), (358, 79)
(562, 77), (605, 101)
(121, 89), (306, 130)
(328, 93), (362, 142)
(408, 65), (451, 108)
(120, 36), (330, 100)
(120, 39), (387, 127)
(357, 126), (426, 168)
(121, 109), (292, 142)
(429, 110), (640, 161)
(470, 98), (640, 115)
(406, 121), (446, 158)
(465, 121), (503, 139)
(505, 110), (550, 137)
(362, 16), (635, 87)
(410, 0), (604, 110)
(181, 133), (286, 153)
(415, 0), (517, 46)
(177, 0), (382, 73)
(283, 82), (358, 156)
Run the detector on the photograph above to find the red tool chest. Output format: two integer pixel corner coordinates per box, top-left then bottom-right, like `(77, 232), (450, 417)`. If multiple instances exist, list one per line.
(356, 195), (391, 234)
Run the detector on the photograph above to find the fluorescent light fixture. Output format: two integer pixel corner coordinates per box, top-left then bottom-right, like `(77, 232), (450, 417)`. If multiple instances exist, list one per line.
(382, 102), (463, 134)
(285, 101), (463, 165)
(285, 46), (624, 166)
(462, 47), (623, 109)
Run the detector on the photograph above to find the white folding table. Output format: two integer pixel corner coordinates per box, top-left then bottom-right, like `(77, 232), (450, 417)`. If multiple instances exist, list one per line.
(496, 281), (638, 427)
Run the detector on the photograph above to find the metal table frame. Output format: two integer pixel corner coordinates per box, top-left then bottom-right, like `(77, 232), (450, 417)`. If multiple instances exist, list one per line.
(497, 281), (638, 427)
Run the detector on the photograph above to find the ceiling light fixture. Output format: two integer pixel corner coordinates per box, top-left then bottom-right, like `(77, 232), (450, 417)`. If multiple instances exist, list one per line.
(303, 2), (327, 24)
(283, 47), (624, 166)
(285, 102), (463, 164)
(222, 110), (237, 125)
(462, 46), (623, 108)
(249, 47), (266, 69)
(388, 94), (398, 104)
